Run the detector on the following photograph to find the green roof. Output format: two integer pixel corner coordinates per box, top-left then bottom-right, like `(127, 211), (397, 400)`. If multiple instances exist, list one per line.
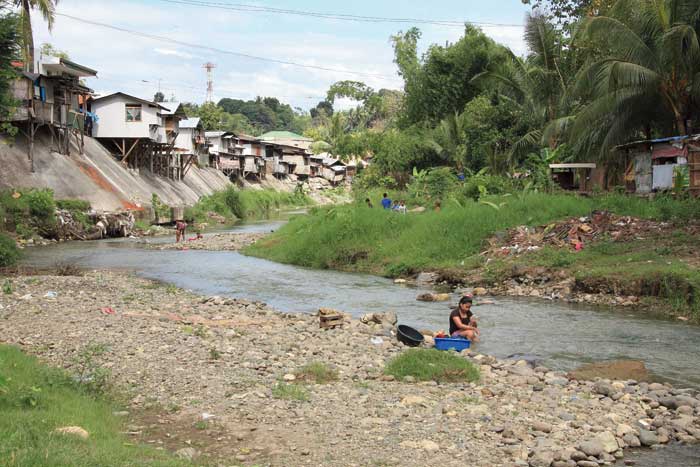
(259, 131), (312, 141)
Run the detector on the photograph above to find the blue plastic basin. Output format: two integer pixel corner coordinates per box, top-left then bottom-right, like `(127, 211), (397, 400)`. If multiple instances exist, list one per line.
(434, 337), (471, 352)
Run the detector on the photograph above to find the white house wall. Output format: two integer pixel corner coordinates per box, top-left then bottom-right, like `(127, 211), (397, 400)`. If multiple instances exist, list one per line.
(175, 128), (195, 153)
(92, 97), (162, 139)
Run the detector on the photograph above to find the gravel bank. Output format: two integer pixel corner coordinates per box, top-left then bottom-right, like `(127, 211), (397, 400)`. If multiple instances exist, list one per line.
(1, 271), (699, 467)
(149, 233), (267, 251)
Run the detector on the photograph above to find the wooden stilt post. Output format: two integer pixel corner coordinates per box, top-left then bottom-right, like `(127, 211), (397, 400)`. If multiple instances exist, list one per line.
(28, 120), (35, 173)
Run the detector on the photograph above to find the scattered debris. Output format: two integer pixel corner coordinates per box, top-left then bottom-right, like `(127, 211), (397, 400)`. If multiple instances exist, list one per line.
(487, 211), (670, 256)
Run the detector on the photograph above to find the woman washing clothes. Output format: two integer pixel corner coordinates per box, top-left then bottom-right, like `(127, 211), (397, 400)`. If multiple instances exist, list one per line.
(449, 296), (480, 342)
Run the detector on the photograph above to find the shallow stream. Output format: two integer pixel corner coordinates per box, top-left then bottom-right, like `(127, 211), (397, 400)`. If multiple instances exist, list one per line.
(20, 217), (700, 465)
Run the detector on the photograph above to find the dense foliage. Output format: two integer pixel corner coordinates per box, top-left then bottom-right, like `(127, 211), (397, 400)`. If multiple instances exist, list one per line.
(183, 97), (311, 135)
(299, 0), (700, 193)
(0, 5), (18, 133)
(184, 187), (312, 223)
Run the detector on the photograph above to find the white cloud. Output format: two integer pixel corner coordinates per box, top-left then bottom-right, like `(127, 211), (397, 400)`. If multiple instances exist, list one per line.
(154, 48), (193, 60)
(28, 0), (525, 110)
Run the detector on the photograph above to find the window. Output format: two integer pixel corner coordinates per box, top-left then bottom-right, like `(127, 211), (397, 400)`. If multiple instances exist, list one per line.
(125, 104), (142, 122)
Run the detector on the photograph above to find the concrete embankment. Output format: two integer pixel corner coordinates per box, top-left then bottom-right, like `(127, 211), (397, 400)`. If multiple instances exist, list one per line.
(0, 129), (231, 212)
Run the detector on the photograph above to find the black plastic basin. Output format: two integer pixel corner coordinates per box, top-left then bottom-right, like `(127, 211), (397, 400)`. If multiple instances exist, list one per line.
(397, 325), (424, 347)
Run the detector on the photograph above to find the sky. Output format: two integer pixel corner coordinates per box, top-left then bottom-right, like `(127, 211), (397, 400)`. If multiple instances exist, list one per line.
(32, 0), (531, 111)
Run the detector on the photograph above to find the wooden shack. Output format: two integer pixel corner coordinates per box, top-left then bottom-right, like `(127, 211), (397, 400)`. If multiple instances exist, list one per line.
(549, 163), (597, 191)
(4, 57), (98, 171)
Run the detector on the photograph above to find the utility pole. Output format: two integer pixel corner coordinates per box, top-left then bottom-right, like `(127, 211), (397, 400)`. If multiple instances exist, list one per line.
(203, 62), (216, 103)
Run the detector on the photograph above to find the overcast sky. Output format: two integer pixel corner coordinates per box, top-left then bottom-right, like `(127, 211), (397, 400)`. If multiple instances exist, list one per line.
(32, 0), (530, 110)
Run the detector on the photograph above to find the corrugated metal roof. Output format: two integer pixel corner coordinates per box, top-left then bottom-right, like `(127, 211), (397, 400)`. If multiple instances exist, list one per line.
(549, 163), (596, 169)
(160, 101), (185, 116)
(205, 131), (227, 138)
(92, 92), (168, 109)
(179, 117), (201, 129)
(259, 130), (312, 141)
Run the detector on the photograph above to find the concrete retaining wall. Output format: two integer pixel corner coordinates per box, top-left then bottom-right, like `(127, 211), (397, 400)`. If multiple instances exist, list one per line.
(0, 129), (232, 212)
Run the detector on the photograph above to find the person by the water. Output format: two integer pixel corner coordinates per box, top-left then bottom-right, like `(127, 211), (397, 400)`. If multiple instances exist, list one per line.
(381, 193), (392, 209)
(175, 219), (187, 243)
(449, 296), (480, 342)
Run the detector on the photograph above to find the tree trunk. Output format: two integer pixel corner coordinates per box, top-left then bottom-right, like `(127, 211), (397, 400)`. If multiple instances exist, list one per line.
(676, 114), (687, 136)
(21, 0), (34, 73)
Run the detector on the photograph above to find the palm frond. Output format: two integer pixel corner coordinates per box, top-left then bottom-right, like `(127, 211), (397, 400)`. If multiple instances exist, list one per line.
(579, 16), (658, 70)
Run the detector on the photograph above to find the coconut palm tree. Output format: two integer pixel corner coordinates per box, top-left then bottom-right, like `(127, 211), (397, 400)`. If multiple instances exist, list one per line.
(14, 0), (58, 72)
(472, 13), (572, 157)
(570, 0), (700, 156)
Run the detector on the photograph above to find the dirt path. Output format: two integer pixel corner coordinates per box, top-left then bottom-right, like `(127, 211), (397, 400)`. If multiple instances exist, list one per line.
(1, 271), (699, 466)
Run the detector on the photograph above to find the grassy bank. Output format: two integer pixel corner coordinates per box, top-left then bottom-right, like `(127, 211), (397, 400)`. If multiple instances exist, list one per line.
(245, 193), (700, 316)
(247, 193), (699, 274)
(0, 344), (188, 466)
(185, 187), (312, 224)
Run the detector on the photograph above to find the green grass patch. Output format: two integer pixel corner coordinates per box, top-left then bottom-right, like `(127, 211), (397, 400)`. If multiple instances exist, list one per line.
(294, 362), (338, 384)
(0, 232), (20, 267)
(384, 349), (480, 383)
(0, 344), (190, 466)
(185, 187), (313, 224)
(271, 382), (309, 401)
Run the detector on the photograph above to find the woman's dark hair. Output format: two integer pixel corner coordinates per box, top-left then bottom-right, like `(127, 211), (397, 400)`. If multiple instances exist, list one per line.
(459, 296), (473, 305)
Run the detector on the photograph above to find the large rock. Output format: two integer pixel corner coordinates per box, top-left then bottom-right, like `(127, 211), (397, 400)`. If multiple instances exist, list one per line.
(578, 439), (604, 457)
(529, 449), (555, 467)
(596, 431), (619, 453)
(416, 293), (451, 302)
(622, 433), (641, 447)
(415, 272), (438, 285)
(593, 381), (615, 397)
(532, 421), (553, 434)
(639, 429), (659, 446)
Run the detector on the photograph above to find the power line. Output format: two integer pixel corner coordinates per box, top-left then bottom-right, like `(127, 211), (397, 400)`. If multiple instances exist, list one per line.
(155, 0), (525, 28)
(56, 13), (399, 80)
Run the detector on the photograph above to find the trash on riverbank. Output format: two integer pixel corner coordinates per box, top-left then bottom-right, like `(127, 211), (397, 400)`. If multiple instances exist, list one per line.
(487, 211), (671, 256)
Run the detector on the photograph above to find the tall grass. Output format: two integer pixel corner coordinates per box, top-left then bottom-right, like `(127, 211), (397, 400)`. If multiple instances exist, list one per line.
(247, 193), (597, 275)
(185, 187), (312, 223)
(245, 192), (700, 277)
(0, 345), (188, 466)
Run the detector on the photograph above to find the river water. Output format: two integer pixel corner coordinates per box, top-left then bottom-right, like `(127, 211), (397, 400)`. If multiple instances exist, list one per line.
(22, 220), (700, 389)
(20, 218), (700, 465)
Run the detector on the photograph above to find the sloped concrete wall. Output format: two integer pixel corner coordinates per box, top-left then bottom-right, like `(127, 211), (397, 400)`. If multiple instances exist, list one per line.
(0, 129), (232, 212)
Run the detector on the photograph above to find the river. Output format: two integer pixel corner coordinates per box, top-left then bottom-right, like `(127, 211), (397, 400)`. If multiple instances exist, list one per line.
(19, 218), (700, 465)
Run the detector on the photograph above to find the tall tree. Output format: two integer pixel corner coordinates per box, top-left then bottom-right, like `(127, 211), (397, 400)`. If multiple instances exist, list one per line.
(392, 25), (509, 126)
(14, 0), (59, 72)
(153, 91), (165, 103)
(0, 5), (19, 133)
(570, 0), (700, 156)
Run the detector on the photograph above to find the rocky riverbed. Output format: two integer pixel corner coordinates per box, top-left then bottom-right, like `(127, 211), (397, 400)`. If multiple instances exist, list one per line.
(1, 271), (699, 467)
(148, 233), (267, 252)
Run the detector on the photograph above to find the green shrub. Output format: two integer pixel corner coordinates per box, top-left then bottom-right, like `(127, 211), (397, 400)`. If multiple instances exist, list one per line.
(461, 174), (515, 200)
(186, 187), (312, 224)
(408, 167), (457, 202)
(56, 199), (90, 211)
(384, 349), (480, 383)
(0, 233), (19, 267)
(0, 189), (57, 238)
